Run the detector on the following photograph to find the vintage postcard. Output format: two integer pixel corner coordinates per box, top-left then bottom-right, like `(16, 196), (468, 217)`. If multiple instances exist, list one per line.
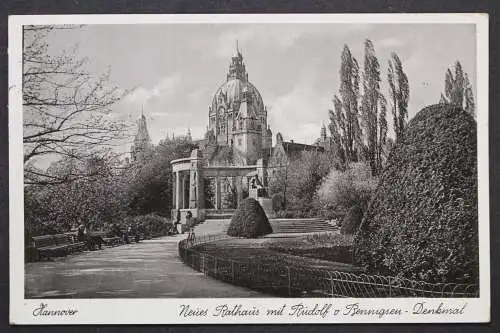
(9, 14), (489, 324)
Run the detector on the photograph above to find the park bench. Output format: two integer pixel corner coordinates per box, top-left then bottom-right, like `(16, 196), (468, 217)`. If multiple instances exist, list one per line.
(31, 235), (66, 261)
(31, 233), (85, 261)
(102, 234), (122, 247)
(53, 233), (85, 254)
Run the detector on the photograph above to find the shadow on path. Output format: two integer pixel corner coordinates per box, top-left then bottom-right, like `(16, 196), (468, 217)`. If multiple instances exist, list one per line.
(25, 235), (263, 298)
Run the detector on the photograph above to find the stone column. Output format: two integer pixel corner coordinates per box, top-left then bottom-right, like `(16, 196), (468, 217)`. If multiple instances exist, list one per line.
(175, 171), (181, 210)
(236, 176), (243, 206)
(189, 149), (204, 209)
(215, 176), (221, 210)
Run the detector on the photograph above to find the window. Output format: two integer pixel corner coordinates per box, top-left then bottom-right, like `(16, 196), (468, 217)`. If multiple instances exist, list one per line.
(238, 138), (242, 146)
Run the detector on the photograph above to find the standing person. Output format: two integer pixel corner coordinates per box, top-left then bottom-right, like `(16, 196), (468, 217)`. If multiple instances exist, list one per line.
(175, 209), (181, 235)
(125, 225), (131, 244)
(77, 224), (85, 242)
(134, 223), (140, 243)
(186, 211), (195, 245)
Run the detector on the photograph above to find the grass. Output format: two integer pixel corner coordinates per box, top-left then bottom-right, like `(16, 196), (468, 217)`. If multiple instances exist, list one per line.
(186, 233), (361, 297)
(192, 233), (359, 272)
(267, 232), (355, 264)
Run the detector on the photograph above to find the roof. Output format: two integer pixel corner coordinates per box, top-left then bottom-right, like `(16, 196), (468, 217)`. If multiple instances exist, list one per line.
(281, 141), (325, 154)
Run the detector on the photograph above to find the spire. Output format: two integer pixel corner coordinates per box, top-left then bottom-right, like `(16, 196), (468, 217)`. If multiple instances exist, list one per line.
(321, 122), (327, 142)
(227, 41), (247, 81)
(131, 108), (151, 162)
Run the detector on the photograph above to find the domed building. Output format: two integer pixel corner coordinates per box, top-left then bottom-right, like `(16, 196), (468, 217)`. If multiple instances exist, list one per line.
(168, 44), (329, 222)
(203, 43), (273, 166)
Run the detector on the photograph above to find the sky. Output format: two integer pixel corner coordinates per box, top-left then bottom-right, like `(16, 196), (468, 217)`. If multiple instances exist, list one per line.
(43, 23), (476, 146)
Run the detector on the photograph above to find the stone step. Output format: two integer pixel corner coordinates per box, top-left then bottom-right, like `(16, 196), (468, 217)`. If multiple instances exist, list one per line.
(205, 214), (233, 220)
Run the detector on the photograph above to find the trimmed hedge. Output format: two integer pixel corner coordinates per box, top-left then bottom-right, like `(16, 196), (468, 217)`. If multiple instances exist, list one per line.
(355, 104), (478, 284)
(341, 205), (363, 235)
(227, 198), (273, 238)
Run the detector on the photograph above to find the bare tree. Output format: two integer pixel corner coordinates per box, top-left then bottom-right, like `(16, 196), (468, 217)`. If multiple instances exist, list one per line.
(23, 25), (132, 185)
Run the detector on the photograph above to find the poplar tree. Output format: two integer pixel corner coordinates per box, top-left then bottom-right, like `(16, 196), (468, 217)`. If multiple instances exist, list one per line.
(360, 39), (382, 176)
(442, 60), (475, 118)
(388, 52), (410, 142)
(329, 45), (362, 165)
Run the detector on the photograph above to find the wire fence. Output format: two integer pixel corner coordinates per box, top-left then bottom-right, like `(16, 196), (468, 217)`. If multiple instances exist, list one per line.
(178, 234), (479, 298)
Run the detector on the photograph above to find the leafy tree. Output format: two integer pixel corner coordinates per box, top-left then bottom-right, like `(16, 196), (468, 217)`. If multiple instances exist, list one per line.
(126, 137), (197, 216)
(442, 61), (475, 118)
(23, 25), (131, 185)
(387, 52), (410, 142)
(284, 151), (333, 215)
(25, 156), (130, 237)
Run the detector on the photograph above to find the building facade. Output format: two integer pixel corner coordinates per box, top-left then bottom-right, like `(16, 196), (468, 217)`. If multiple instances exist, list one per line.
(140, 45), (332, 222)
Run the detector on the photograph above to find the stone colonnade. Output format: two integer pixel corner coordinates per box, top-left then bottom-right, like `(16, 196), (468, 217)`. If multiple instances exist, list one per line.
(171, 149), (266, 222)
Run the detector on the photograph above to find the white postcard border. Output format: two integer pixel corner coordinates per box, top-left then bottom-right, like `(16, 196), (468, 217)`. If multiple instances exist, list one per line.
(8, 13), (490, 325)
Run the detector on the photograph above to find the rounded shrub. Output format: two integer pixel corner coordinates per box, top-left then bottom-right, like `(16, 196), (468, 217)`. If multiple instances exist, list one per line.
(341, 205), (363, 235)
(227, 198), (273, 238)
(355, 104), (478, 283)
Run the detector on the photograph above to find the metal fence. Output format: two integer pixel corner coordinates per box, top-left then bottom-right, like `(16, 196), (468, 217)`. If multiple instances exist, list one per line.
(178, 234), (479, 298)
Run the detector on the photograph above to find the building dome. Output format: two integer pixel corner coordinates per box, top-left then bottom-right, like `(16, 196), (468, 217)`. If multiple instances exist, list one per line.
(209, 44), (265, 116)
(211, 79), (264, 114)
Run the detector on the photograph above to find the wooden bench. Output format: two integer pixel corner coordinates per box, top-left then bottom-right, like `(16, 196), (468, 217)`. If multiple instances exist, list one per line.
(31, 234), (85, 261)
(102, 235), (122, 247)
(53, 233), (85, 254)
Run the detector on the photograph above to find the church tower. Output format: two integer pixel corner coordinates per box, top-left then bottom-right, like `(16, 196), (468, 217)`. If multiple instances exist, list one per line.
(131, 113), (152, 163)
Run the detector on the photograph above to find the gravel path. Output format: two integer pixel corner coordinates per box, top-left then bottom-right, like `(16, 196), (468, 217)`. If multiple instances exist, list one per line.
(25, 235), (263, 298)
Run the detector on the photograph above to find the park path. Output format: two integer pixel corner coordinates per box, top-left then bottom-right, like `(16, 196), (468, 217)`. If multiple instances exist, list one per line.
(25, 234), (263, 298)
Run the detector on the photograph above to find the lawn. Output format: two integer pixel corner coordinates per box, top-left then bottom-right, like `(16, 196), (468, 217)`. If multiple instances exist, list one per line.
(187, 232), (362, 297)
(267, 232), (355, 264)
(192, 232), (360, 272)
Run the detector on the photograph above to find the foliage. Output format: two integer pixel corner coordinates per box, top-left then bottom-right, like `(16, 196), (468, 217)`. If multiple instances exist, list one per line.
(271, 193), (285, 213)
(355, 104), (478, 284)
(227, 198), (273, 238)
(126, 137), (197, 216)
(388, 52), (410, 142)
(25, 157), (130, 238)
(204, 178), (215, 209)
(129, 213), (173, 236)
(23, 25), (131, 185)
(284, 151), (333, 216)
(315, 162), (377, 218)
(442, 61), (475, 118)
(341, 205), (363, 235)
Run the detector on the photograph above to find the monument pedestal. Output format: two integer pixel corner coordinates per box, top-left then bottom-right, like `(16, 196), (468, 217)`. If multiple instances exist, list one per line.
(258, 197), (276, 219)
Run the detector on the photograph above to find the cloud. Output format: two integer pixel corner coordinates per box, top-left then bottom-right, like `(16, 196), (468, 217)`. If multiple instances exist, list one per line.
(151, 112), (170, 117)
(187, 87), (207, 105)
(378, 37), (405, 49)
(267, 68), (330, 145)
(123, 74), (180, 107)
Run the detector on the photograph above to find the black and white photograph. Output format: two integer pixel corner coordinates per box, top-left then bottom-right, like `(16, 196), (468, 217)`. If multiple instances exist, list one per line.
(9, 14), (489, 324)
